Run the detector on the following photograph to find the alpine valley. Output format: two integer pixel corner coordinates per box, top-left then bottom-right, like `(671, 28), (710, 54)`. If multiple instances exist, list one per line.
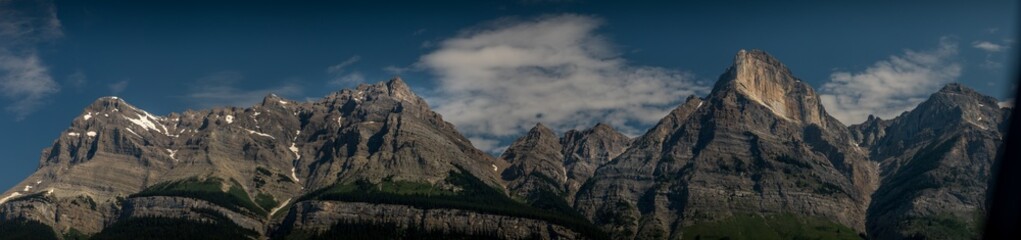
(0, 50), (1010, 240)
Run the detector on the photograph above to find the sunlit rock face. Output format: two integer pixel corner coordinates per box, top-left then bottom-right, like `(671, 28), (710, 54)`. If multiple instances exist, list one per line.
(0, 50), (1009, 240)
(0, 77), (515, 237)
(576, 50), (879, 239)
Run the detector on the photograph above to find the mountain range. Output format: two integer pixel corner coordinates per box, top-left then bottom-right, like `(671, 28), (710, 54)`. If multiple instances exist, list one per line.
(0, 50), (1010, 240)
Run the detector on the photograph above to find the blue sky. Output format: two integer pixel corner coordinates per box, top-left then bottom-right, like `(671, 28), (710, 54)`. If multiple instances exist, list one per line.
(0, 0), (1016, 190)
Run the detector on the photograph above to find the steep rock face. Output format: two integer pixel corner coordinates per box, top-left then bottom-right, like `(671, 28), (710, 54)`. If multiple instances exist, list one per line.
(500, 122), (632, 205)
(561, 123), (632, 202)
(860, 83), (1010, 239)
(849, 115), (893, 149)
(0, 77), (512, 238)
(296, 78), (505, 189)
(502, 123), (568, 197)
(283, 201), (581, 239)
(576, 50), (878, 239)
(723, 49), (830, 127)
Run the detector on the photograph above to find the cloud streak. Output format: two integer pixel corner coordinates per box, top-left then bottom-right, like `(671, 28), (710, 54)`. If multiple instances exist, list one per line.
(185, 71), (303, 108)
(108, 80), (128, 94)
(327, 55), (365, 85)
(820, 38), (961, 124)
(972, 41), (1006, 52)
(0, 0), (62, 119)
(419, 14), (708, 152)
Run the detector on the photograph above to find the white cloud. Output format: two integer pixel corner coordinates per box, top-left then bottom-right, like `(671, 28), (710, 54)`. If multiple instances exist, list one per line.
(185, 71), (303, 108)
(0, 0), (62, 119)
(327, 55), (365, 85)
(820, 38), (961, 124)
(331, 72), (365, 85)
(0, 51), (59, 118)
(973, 41), (1006, 52)
(65, 69), (87, 89)
(419, 14), (708, 151)
(468, 137), (503, 153)
(108, 80), (129, 94)
(327, 55), (361, 73)
(382, 65), (412, 75)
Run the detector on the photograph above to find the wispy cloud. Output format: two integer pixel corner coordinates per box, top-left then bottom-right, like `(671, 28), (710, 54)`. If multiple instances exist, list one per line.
(973, 41), (1006, 52)
(382, 65), (412, 75)
(0, 0), (63, 119)
(326, 55), (361, 73)
(108, 79), (129, 94)
(65, 69), (87, 90)
(972, 40), (1011, 69)
(419, 14), (708, 152)
(185, 71), (303, 108)
(326, 55), (365, 85)
(820, 38), (961, 124)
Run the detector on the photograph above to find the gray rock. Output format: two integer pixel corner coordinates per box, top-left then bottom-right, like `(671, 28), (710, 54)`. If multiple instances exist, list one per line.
(858, 83), (1010, 239)
(576, 50), (878, 239)
(0, 77), (513, 238)
(501, 122), (632, 203)
(284, 200), (581, 239)
(0, 51), (1009, 240)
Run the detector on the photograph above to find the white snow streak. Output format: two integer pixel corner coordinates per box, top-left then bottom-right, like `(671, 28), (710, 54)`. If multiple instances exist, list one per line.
(225, 115), (234, 124)
(246, 129), (275, 139)
(290, 167), (300, 183)
(67, 132), (79, 137)
(86, 131), (97, 137)
(166, 149), (178, 161)
(123, 111), (165, 134)
(268, 198), (292, 217)
(125, 128), (141, 137)
(0, 192), (22, 205)
(289, 143), (300, 160)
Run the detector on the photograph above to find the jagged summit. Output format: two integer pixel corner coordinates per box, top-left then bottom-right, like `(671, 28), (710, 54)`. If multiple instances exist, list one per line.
(2, 51), (1010, 240)
(707, 49), (830, 126)
(924, 83), (1000, 109)
(261, 92), (291, 106)
(316, 76), (426, 109)
(939, 82), (979, 94)
(589, 122), (615, 132)
(3, 77), (512, 237)
(85, 96), (130, 111)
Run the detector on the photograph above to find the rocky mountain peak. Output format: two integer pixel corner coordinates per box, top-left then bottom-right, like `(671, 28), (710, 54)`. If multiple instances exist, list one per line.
(343, 76), (424, 105)
(900, 83), (1008, 134)
(939, 82), (978, 94)
(932, 83), (1001, 107)
(500, 122), (567, 196)
(384, 76), (416, 99)
(260, 93), (290, 106)
(84, 96), (130, 112)
(709, 49), (828, 126)
(506, 123), (563, 156)
(589, 122), (615, 132)
(517, 123), (560, 149)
